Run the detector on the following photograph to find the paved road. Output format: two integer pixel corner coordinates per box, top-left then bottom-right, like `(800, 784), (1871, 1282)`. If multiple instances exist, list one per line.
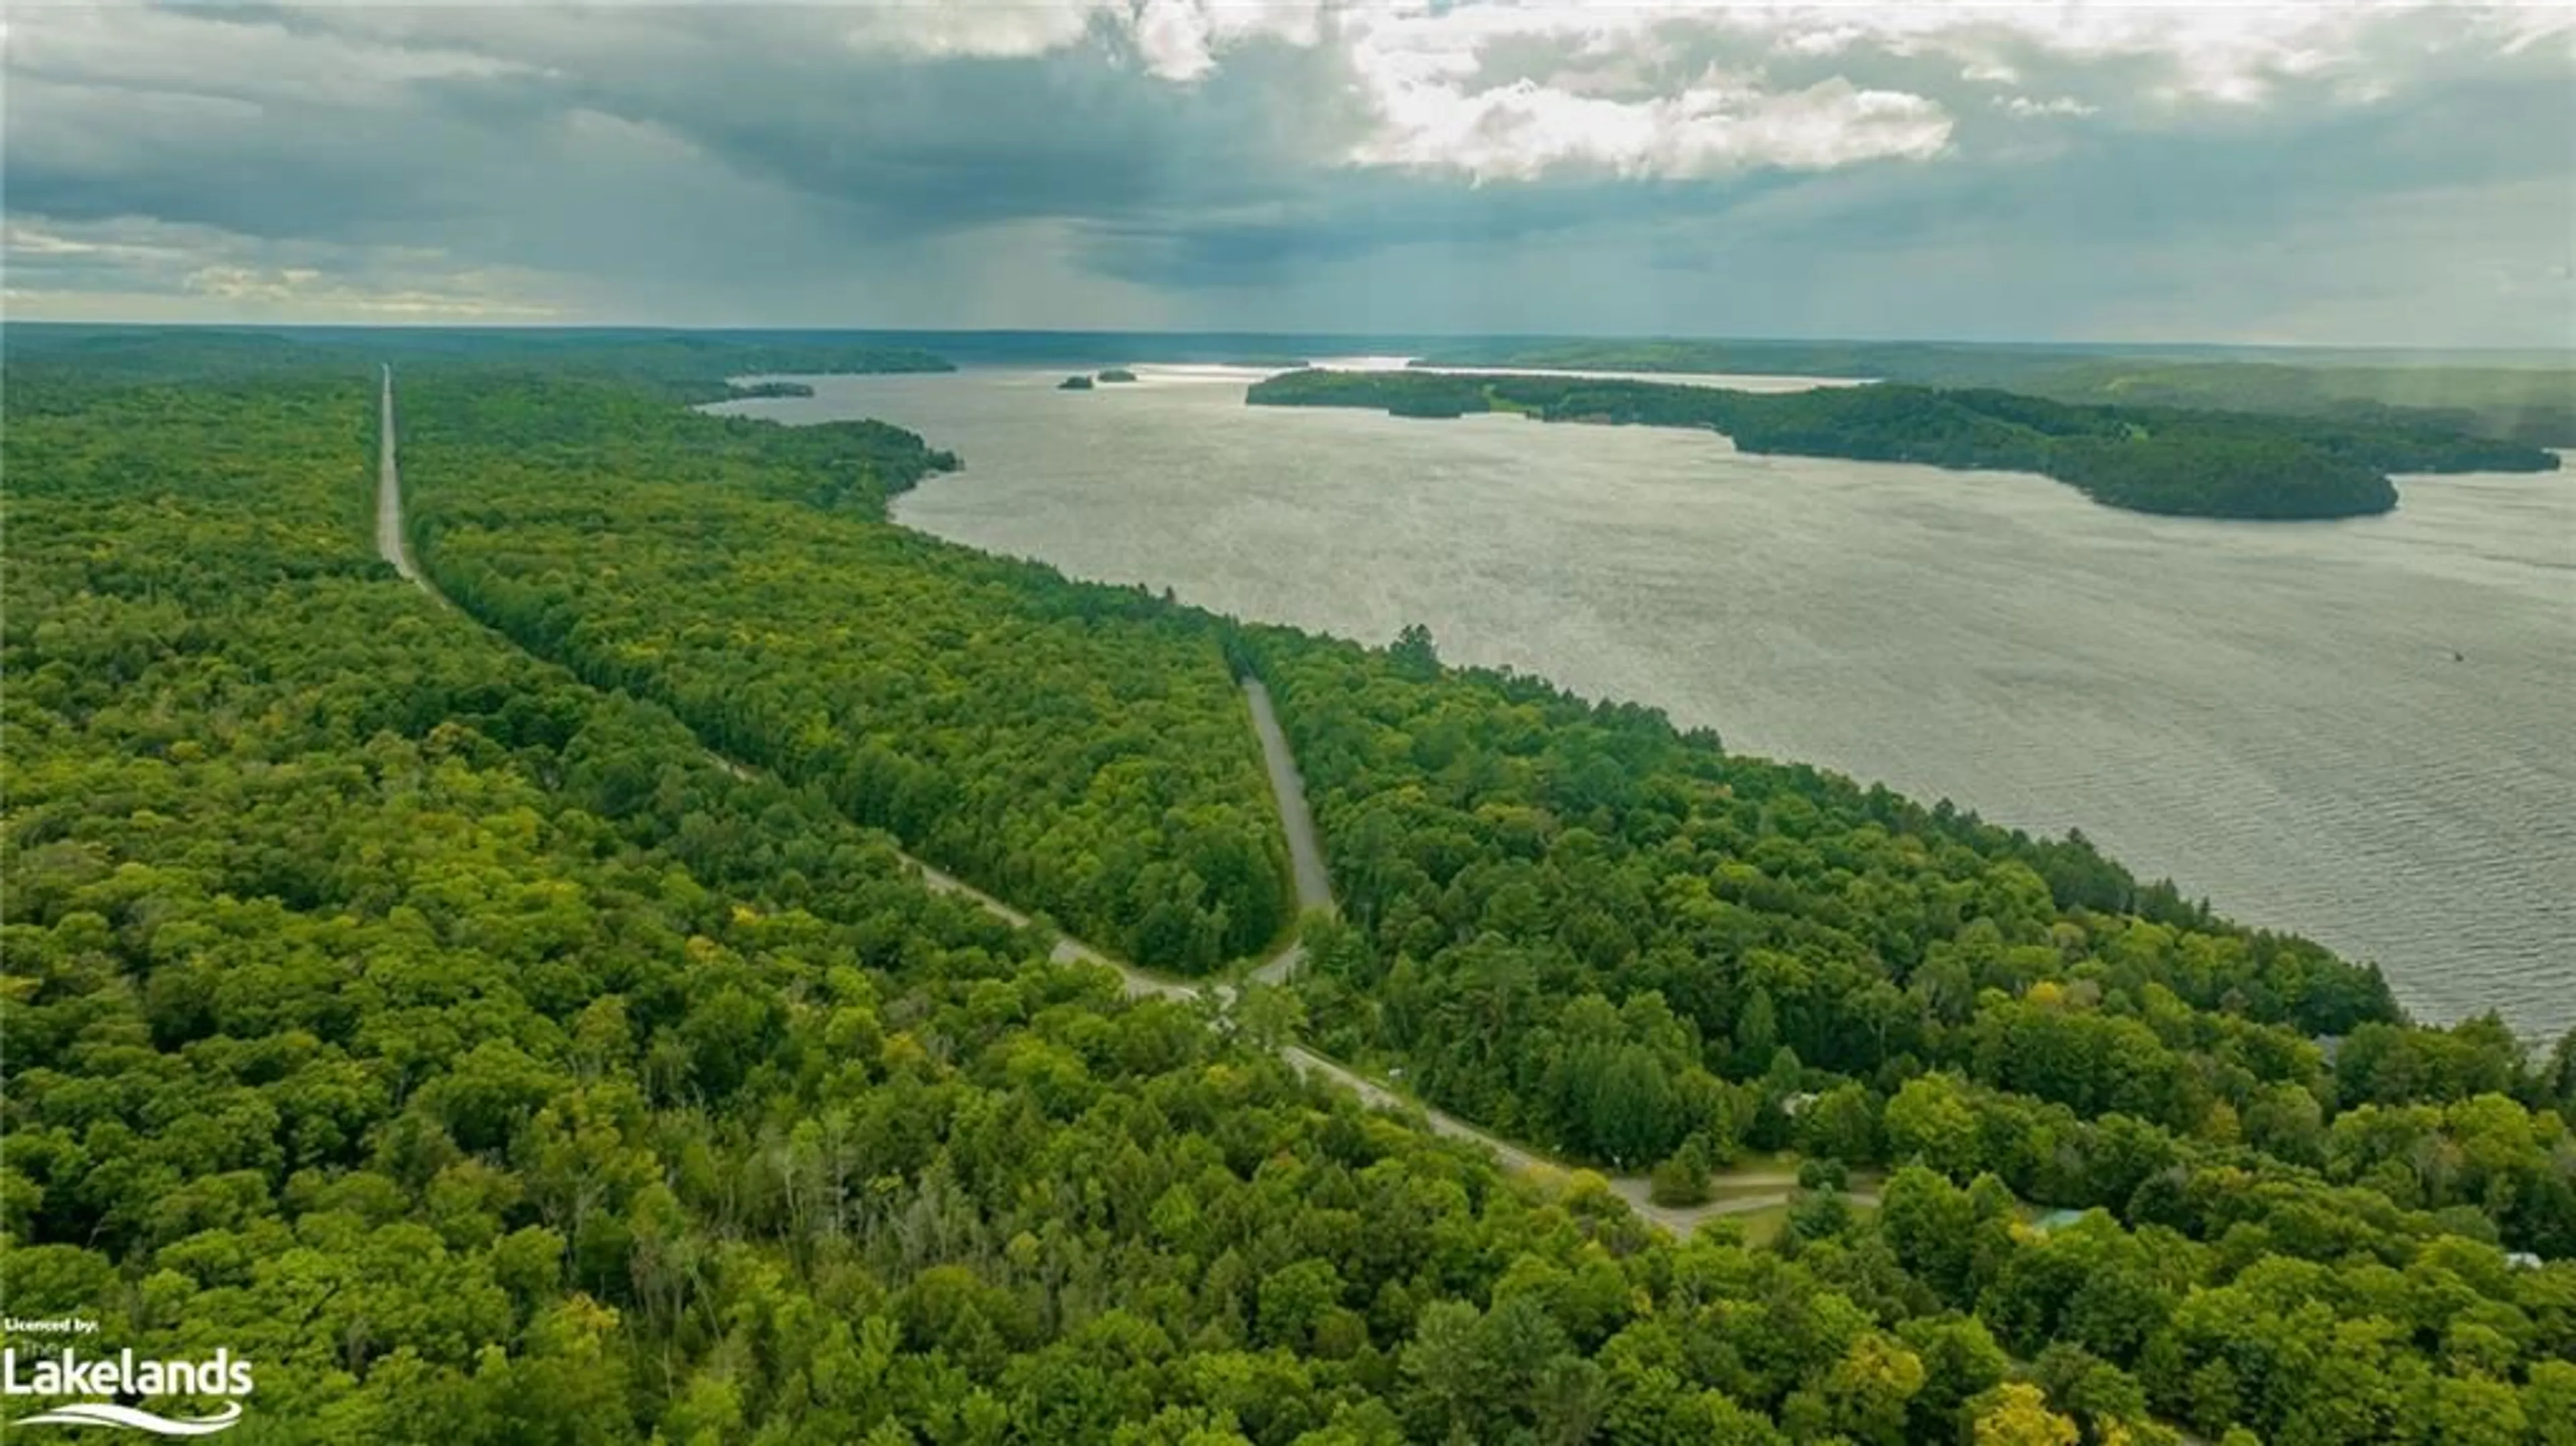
(375, 366), (428, 592)
(908, 859), (1203, 1003)
(373, 370), (1866, 1239)
(1244, 678), (1335, 915)
(1271, 1042), (1876, 1233)
(1242, 678), (1335, 987)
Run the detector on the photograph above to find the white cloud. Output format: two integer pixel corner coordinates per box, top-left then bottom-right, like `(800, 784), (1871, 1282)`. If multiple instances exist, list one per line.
(1449, 1), (2564, 105)
(1192, 1), (2548, 178)
(178, 264), (561, 317)
(1326, 5), (1957, 178)
(1, 214), (561, 321)
(835, 1), (1112, 63)
(1132, 0), (1218, 80)
(1347, 69), (1951, 179)
(4, 3), (536, 103)
(964, 1), (2576, 127)
(815, 0), (1329, 80)
(2, 221), (190, 264)
(1997, 95), (2096, 119)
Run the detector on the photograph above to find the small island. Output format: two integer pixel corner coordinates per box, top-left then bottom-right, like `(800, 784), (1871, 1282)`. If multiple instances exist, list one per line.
(1244, 370), (2559, 520)
(1058, 374), (1094, 391)
(1097, 368), (1138, 383)
(723, 380), (816, 400)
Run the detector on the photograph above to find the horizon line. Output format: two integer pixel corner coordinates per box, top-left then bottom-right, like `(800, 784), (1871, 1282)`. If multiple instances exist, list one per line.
(7, 318), (2571, 359)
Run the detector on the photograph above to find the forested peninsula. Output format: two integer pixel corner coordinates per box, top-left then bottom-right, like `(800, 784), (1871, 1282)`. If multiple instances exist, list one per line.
(1405, 339), (2576, 447)
(1247, 368), (2560, 520)
(8, 330), (2576, 1446)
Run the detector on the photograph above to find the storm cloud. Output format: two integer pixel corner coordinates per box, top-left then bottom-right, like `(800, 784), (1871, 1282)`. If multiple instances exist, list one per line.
(5, 1), (2570, 342)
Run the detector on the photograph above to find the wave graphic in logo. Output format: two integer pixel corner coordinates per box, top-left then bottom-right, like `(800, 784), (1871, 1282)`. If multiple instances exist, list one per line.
(11, 1401), (246, 1435)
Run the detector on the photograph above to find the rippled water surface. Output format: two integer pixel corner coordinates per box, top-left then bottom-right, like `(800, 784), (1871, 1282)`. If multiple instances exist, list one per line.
(716, 366), (2576, 1039)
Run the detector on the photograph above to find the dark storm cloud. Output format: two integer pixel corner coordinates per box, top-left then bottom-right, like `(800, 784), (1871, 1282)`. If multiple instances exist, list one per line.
(1076, 168), (1807, 288)
(8, 5), (1350, 256)
(4, 2), (2569, 341)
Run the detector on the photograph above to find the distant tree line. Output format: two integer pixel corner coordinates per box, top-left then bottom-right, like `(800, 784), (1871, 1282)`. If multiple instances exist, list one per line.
(1407, 338), (2576, 447)
(1248, 369), (2559, 519)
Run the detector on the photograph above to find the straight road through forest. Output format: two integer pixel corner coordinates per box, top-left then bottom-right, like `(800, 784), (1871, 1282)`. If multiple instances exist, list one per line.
(1242, 676), (1332, 988)
(374, 370), (1195, 1003)
(1244, 677), (1335, 917)
(376, 366), (425, 590)
(374, 368), (1860, 1239)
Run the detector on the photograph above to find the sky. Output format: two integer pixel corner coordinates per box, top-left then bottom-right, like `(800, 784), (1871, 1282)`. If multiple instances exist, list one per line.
(5, 1), (2573, 345)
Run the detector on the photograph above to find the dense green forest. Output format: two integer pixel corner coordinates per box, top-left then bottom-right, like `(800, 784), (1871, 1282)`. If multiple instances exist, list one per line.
(1404, 339), (2576, 447)
(392, 368), (1293, 975)
(1232, 621), (2576, 1233)
(7, 336), (2575, 1445)
(3, 366), (1725, 1443)
(1247, 370), (2559, 519)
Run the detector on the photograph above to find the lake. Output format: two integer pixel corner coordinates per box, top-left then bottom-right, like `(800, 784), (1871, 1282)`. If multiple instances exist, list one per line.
(712, 364), (2576, 1041)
